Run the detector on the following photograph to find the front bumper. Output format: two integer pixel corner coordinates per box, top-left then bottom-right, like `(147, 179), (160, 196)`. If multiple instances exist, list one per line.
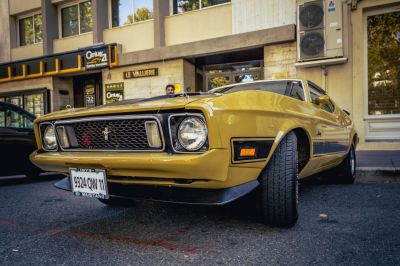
(30, 149), (262, 189)
(55, 176), (259, 205)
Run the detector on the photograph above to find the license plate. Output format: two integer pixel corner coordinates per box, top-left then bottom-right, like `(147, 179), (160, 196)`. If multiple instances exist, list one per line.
(70, 168), (109, 199)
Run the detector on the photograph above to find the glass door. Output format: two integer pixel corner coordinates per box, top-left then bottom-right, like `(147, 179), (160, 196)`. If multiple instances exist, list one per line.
(367, 10), (400, 116)
(364, 8), (400, 140)
(205, 60), (263, 91)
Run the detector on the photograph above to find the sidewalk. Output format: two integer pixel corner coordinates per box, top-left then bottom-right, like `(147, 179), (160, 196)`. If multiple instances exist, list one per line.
(356, 150), (400, 182)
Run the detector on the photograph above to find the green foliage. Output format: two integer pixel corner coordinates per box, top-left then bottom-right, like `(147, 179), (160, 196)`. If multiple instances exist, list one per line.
(367, 11), (400, 115)
(124, 7), (153, 25)
(134, 7), (153, 22)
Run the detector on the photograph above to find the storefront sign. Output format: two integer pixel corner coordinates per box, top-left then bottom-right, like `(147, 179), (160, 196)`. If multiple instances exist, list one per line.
(85, 46), (109, 70)
(105, 82), (124, 103)
(84, 84), (96, 107)
(123, 68), (158, 79)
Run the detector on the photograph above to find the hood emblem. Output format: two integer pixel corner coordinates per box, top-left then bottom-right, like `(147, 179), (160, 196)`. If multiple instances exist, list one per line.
(102, 127), (111, 141)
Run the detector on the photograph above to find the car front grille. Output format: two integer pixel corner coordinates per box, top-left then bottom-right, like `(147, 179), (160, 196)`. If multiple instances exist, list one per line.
(55, 116), (163, 151)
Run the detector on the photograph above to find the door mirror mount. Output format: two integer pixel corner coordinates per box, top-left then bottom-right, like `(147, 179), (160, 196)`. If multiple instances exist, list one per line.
(343, 109), (351, 116)
(315, 95), (330, 106)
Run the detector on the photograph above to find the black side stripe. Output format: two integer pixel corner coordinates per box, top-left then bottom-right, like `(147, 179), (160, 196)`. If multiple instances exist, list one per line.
(313, 140), (348, 156)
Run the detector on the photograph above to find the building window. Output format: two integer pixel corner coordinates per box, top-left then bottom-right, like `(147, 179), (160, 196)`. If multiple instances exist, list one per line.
(367, 10), (400, 116)
(173, 0), (230, 14)
(19, 14), (43, 46)
(111, 0), (153, 27)
(61, 1), (93, 37)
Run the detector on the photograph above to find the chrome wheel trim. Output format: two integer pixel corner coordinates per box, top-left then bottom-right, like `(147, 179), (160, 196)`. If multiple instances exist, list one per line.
(350, 148), (356, 176)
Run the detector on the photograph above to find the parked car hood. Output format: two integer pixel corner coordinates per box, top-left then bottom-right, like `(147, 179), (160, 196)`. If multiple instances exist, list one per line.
(35, 93), (220, 122)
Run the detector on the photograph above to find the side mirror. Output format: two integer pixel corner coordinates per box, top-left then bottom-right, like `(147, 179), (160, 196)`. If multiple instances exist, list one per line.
(343, 109), (350, 116)
(315, 95), (330, 105)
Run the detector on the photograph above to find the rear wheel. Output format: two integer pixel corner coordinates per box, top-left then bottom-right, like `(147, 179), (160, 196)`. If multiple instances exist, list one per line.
(332, 145), (356, 184)
(259, 132), (298, 227)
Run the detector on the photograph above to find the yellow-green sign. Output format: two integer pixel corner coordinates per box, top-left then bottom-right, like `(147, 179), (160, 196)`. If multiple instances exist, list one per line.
(105, 82), (124, 103)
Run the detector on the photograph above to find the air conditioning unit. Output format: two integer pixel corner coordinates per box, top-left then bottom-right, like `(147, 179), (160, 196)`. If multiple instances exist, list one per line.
(297, 0), (344, 62)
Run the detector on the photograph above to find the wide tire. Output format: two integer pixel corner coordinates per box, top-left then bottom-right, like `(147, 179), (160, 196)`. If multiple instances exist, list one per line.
(260, 132), (298, 227)
(332, 145), (356, 184)
(98, 197), (136, 207)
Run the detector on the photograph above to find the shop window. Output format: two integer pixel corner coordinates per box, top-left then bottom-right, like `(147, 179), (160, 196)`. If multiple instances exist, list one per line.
(111, 0), (153, 27)
(367, 10), (400, 116)
(173, 0), (230, 14)
(61, 1), (93, 37)
(18, 14), (43, 46)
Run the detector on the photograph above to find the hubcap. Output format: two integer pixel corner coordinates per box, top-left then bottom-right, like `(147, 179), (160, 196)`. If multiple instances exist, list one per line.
(350, 149), (355, 176)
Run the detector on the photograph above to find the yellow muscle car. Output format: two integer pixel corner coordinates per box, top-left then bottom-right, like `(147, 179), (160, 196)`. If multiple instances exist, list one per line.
(30, 79), (357, 227)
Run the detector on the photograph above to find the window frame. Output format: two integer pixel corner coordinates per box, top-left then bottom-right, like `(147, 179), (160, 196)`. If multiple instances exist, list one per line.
(363, 6), (400, 119)
(172, 0), (231, 15)
(17, 12), (43, 47)
(108, 0), (154, 28)
(58, 0), (93, 38)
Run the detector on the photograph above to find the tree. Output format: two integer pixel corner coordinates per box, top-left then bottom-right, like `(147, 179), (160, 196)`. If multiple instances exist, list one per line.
(124, 7), (153, 25)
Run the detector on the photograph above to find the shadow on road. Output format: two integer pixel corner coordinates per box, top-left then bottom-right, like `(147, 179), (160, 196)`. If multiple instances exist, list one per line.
(0, 173), (65, 187)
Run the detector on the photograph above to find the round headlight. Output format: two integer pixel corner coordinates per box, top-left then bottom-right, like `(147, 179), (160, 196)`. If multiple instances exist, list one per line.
(43, 125), (57, 150)
(178, 117), (207, 151)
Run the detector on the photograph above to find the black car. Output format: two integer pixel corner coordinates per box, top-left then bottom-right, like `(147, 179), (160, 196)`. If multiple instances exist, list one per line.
(0, 102), (41, 177)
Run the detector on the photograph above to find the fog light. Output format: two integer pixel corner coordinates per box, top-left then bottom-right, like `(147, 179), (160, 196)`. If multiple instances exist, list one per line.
(145, 121), (162, 148)
(56, 126), (70, 149)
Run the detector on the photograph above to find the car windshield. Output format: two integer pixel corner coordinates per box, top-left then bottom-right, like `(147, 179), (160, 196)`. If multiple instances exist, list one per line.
(209, 80), (291, 94)
(208, 80), (304, 101)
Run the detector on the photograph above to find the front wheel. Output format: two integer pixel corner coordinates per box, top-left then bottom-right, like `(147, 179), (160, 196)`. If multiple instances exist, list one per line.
(259, 132), (298, 227)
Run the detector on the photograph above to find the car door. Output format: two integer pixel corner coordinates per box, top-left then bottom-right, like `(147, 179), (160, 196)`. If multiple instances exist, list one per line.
(0, 104), (37, 176)
(307, 81), (350, 167)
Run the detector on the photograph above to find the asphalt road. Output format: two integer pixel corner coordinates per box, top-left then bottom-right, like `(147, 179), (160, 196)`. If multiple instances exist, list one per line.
(0, 175), (399, 266)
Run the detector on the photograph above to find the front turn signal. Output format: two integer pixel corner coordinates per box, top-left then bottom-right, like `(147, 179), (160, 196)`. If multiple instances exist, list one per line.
(240, 148), (256, 157)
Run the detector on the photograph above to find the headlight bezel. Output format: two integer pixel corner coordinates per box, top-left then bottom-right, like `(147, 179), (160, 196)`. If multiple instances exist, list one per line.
(39, 122), (58, 151)
(168, 113), (209, 153)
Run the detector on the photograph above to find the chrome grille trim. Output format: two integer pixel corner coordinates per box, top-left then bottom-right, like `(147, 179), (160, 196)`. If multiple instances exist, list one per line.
(54, 115), (165, 152)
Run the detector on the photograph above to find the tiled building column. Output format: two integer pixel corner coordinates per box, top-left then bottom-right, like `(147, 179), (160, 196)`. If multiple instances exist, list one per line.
(41, 0), (58, 55)
(153, 0), (170, 48)
(93, 0), (109, 44)
(0, 0), (11, 63)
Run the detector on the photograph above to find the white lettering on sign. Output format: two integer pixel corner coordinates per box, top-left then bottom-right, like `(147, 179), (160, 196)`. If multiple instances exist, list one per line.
(86, 51), (107, 62)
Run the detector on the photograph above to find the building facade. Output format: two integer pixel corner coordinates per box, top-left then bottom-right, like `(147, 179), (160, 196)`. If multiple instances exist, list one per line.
(0, 0), (399, 146)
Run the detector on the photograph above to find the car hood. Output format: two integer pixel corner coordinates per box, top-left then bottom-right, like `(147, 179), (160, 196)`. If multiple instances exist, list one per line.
(35, 93), (220, 122)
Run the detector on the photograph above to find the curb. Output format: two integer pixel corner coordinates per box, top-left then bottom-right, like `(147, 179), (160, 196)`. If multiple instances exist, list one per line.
(356, 167), (400, 183)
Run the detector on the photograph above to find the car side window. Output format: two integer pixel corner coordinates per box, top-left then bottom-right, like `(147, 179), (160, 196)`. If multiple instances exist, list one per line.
(4, 109), (33, 129)
(287, 81), (305, 101)
(308, 81), (335, 113)
(0, 110), (5, 127)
